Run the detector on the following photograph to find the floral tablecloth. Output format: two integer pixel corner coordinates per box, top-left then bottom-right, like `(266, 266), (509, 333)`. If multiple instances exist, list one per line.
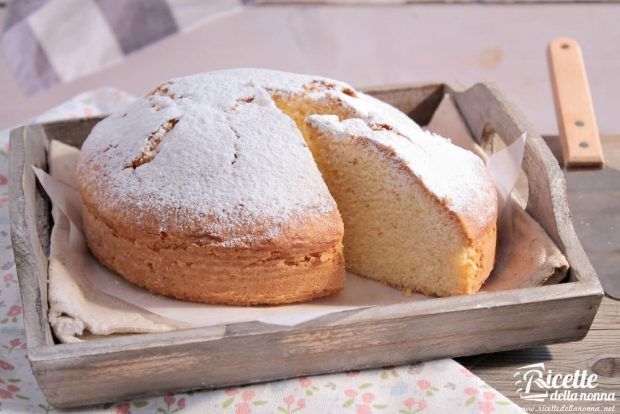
(0, 89), (525, 413)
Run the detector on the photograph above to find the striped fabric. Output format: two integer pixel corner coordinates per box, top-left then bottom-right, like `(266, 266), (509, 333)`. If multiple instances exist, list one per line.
(2, 0), (249, 94)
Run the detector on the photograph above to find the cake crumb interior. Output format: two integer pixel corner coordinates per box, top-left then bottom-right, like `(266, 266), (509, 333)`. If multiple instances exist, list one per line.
(271, 93), (484, 296)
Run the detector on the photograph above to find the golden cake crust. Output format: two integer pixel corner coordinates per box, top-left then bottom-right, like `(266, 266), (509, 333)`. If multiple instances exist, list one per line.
(81, 199), (345, 305)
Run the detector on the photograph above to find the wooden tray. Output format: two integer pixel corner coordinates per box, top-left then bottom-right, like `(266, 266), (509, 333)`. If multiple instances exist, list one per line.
(9, 83), (604, 408)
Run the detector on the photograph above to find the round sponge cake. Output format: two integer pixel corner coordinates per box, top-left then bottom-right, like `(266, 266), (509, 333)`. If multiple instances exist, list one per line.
(77, 68), (497, 304)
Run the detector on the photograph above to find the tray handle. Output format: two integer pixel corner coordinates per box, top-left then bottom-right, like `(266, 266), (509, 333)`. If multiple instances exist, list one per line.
(9, 124), (54, 348)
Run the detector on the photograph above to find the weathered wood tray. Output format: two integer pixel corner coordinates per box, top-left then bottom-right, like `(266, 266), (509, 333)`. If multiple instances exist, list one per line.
(9, 83), (604, 408)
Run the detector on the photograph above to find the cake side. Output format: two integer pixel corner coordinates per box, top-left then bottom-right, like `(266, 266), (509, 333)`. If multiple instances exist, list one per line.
(80, 196), (345, 305)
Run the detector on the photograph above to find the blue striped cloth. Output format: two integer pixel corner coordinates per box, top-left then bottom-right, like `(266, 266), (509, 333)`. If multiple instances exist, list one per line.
(2, 0), (249, 94)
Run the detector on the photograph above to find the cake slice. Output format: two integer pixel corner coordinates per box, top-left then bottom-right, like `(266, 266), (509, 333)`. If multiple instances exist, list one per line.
(301, 114), (498, 296)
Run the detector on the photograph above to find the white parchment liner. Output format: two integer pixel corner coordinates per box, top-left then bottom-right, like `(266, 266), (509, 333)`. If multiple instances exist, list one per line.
(36, 94), (568, 342)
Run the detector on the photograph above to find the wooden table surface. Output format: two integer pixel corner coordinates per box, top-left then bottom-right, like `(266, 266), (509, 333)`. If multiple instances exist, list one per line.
(460, 134), (620, 411)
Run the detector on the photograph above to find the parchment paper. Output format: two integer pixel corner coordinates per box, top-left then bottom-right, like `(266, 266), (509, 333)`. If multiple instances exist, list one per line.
(40, 94), (568, 342)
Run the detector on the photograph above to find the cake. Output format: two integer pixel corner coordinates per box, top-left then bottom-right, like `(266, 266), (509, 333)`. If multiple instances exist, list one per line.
(77, 68), (497, 304)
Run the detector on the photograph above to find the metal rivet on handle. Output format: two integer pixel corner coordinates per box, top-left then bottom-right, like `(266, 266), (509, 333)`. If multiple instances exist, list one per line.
(575, 120), (585, 127)
(579, 141), (589, 148)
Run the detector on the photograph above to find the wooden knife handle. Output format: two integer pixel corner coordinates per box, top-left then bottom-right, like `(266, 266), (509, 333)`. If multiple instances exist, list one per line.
(547, 37), (604, 168)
